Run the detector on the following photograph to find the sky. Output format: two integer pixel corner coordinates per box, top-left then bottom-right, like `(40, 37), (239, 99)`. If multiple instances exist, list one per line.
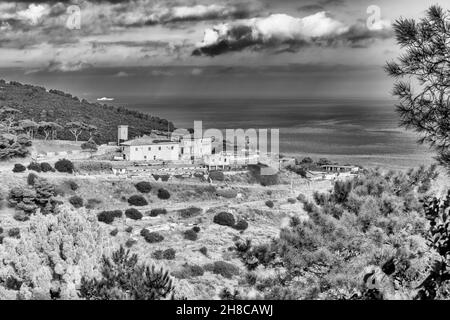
(0, 0), (448, 100)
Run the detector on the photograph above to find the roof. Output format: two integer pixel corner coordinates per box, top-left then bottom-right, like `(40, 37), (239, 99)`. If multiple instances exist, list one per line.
(120, 135), (179, 146)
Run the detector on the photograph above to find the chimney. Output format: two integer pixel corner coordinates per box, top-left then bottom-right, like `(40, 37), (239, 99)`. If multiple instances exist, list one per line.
(118, 125), (128, 145)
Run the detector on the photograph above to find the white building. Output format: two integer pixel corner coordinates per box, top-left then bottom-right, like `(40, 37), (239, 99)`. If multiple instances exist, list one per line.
(120, 136), (180, 161)
(203, 151), (259, 170)
(180, 137), (212, 161)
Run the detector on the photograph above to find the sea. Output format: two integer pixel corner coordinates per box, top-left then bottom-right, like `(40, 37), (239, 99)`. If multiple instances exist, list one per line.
(111, 96), (436, 170)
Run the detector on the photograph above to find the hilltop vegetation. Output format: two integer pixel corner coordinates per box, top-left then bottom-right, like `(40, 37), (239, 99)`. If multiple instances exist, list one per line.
(0, 80), (174, 144)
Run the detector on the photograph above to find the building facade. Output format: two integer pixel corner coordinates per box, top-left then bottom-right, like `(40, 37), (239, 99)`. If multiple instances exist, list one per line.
(121, 137), (180, 161)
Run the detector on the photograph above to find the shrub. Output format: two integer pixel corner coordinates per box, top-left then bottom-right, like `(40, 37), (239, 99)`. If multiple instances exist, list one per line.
(213, 212), (235, 227)
(27, 162), (41, 172)
(125, 239), (137, 248)
(184, 229), (198, 241)
(81, 140), (98, 151)
(69, 196), (84, 208)
(12, 164), (26, 173)
(64, 180), (79, 191)
(265, 200), (274, 208)
(40, 162), (54, 172)
(8, 228), (20, 238)
(297, 193), (307, 203)
(153, 248), (176, 260)
(149, 208), (167, 217)
(216, 189), (238, 198)
(206, 261), (239, 279)
(128, 195), (148, 206)
(79, 246), (174, 300)
(13, 212), (29, 222)
(172, 264), (204, 279)
(192, 226), (201, 233)
(234, 220), (249, 231)
(141, 229), (164, 243)
(135, 181), (152, 193)
(54, 159), (74, 174)
(75, 161), (112, 173)
(178, 206), (202, 218)
(110, 228), (118, 236)
(199, 246), (208, 256)
(0, 226), (2, 234)
(86, 198), (102, 209)
(125, 208), (143, 220)
(97, 210), (122, 224)
(27, 172), (38, 186)
(125, 226), (133, 233)
(157, 188), (170, 200)
(287, 198), (297, 204)
(209, 171), (224, 181)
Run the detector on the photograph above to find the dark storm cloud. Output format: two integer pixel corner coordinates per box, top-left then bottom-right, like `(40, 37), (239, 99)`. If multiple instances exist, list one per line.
(193, 12), (393, 56)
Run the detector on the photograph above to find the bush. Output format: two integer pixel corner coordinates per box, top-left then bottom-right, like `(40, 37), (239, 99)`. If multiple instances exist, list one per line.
(192, 226), (201, 233)
(79, 246), (174, 300)
(265, 200), (274, 208)
(157, 188), (170, 200)
(54, 159), (74, 174)
(125, 208), (143, 220)
(13, 212), (29, 222)
(297, 193), (307, 202)
(199, 246), (208, 256)
(27, 162), (41, 172)
(216, 189), (238, 198)
(110, 228), (118, 236)
(287, 198), (296, 204)
(213, 212), (235, 227)
(209, 171), (224, 181)
(206, 261), (239, 279)
(141, 229), (164, 243)
(125, 239), (137, 248)
(68, 196), (84, 208)
(97, 210), (122, 224)
(86, 198), (102, 209)
(178, 206), (202, 218)
(149, 208), (167, 217)
(12, 163), (26, 173)
(27, 172), (38, 186)
(172, 264), (204, 279)
(128, 195), (148, 206)
(153, 248), (176, 260)
(135, 181), (152, 193)
(184, 229), (198, 241)
(125, 226), (133, 233)
(8, 228), (20, 238)
(64, 180), (79, 191)
(75, 161), (112, 173)
(40, 162), (54, 172)
(234, 220), (249, 231)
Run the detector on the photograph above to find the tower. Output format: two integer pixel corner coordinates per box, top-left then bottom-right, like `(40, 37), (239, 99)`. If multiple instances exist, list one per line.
(118, 125), (128, 145)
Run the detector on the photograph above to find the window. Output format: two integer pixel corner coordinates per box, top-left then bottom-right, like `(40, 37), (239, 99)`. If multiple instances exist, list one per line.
(158, 147), (161, 151)
(135, 147), (138, 151)
(171, 146), (174, 150)
(144, 155), (147, 159)
(148, 147), (151, 151)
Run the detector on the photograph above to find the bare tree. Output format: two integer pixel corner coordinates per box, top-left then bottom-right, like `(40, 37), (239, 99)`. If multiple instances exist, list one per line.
(385, 5), (450, 171)
(39, 121), (62, 140)
(0, 106), (20, 133)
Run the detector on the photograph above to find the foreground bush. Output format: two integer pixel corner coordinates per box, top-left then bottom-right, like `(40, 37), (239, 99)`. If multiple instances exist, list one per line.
(125, 208), (143, 220)
(27, 172), (38, 186)
(9, 177), (57, 215)
(97, 210), (122, 224)
(265, 200), (274, 208)
(128, 195), (148, 206)
(149, 208), (167, 217)
(183, 229), (198, 241)
(135, 181), (152, 194)
(12, 164), (26, 173)
(204, 261), (239, 279)
(27, 162), (41, 172)
(178, 206), (202, 218)
(216, 189), (238, 199)
(213, 212), (235, 227)
(0, 205), (108, 299)
(68, 196), (84, 208)
(54, 159), (74, 174)
(40, 162), (54, 173)
(209, 171), (224, 181)
(141, 229), (164, 243)
(233, 220), (249, 231)
(157, 188), (170, 200)
(152, 248), (176, 260)
(79, 246), (174, 300)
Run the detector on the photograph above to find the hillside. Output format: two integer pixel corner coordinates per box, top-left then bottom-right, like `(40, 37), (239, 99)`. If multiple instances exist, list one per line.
(0, 80), (174, 144)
